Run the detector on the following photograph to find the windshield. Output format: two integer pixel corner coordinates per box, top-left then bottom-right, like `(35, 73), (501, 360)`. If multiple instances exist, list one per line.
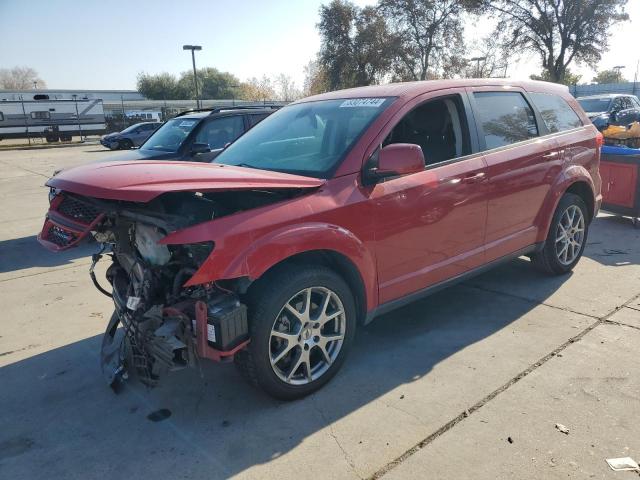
(215, 98), (393, 178)
(141, 117), (199, 152)
(577, 98), (611, 113)
(120, 124), (142, 134)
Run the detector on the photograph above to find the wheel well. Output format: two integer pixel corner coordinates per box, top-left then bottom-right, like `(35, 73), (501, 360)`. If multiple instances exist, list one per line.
(566, 181), (595, 223)
(253, 250), (368, 325)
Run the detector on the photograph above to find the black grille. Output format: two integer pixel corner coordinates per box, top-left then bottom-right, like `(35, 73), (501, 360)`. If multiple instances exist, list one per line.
(46, 224), (78, 247)
(57, 196), (100, 224)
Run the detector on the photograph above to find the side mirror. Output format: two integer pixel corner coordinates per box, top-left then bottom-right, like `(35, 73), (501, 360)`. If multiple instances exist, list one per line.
(376, 143), (425, 177)
(190, 142), (211, 155)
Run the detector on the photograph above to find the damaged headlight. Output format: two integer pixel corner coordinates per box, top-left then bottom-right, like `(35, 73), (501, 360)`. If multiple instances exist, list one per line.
(135, 223), (171, 266)
(48, 187), (61, 203)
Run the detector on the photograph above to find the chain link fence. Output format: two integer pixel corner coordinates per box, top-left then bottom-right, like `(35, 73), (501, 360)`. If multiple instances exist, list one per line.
(569, 82), (640, 98)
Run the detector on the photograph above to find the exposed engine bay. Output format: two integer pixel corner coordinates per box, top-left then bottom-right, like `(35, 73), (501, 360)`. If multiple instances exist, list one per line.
(40, 188), (300, 390)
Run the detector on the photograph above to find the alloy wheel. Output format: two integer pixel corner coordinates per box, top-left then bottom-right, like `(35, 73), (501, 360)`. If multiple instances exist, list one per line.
(555, 205), (585, 265)
(269, 286), (346, 385)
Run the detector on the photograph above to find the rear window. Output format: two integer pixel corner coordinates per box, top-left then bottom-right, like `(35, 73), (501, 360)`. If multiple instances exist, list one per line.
(529, 92), (582, 133)
(577, 98), (611, 113)
(473, 92), (538, 150)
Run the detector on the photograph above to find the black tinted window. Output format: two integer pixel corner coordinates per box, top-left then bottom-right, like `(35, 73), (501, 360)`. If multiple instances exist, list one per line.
(0, 112), (4, 121)
(195, 115), (245, 149)
(474, 92), (538, 149)
(384, 95), (471, 165)
(248, 113), (269, 127)
(529, 92), (582, 133)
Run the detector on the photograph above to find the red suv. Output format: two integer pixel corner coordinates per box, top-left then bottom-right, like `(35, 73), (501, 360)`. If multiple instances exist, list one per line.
(39, 79), (602, 399)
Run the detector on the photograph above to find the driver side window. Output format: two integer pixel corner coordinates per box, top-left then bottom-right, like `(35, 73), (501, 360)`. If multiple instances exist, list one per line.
(195, 116), (245, 149)
(383, 95), (471, 166)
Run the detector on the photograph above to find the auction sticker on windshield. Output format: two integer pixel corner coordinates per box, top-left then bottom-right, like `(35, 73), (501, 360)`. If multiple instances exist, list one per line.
(340, 98), (386, 108)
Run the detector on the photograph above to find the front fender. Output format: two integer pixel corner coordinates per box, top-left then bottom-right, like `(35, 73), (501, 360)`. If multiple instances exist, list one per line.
(161, 213), (377, 309)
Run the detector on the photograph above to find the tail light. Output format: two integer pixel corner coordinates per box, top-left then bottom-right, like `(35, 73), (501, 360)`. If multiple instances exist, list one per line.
(595, 132), (604, 148)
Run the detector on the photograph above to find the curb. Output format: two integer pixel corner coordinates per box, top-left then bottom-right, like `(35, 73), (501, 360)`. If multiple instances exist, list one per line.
(0, 141), (101, 152)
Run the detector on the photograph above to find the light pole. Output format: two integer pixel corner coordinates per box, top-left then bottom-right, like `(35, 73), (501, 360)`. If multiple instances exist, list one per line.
(183, 44), (202, 108)
(20, 94), (30, 146)
(72, 94), (83, 141)
(470, 56), (487, 78)
(613, 65), (626, 83)
(229, 84), (239, 106)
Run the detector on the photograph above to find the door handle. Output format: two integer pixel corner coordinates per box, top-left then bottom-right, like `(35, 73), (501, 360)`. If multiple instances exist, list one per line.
(542, 151), (560, 160)
(461, 172), (486, 184)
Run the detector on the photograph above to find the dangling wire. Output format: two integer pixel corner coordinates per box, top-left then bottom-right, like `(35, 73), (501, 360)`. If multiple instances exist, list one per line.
(90, 244), (113, 298)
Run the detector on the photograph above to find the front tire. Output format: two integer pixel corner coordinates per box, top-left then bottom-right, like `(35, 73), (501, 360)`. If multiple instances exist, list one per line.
(119, 139), (133, 149)
(531, 193), (589, 275)
(235, 265), (356, 400)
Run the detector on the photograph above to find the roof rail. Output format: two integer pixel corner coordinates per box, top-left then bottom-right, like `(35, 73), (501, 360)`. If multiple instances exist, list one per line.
(175, 104), (282, 117)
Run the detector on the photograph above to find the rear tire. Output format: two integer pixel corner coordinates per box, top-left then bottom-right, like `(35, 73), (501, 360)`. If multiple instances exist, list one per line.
(531, 193), (589, 275)
(235, 264), (356, 400)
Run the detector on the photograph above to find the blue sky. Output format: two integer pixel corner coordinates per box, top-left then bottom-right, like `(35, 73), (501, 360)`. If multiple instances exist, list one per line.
(0, 0), (638, 91)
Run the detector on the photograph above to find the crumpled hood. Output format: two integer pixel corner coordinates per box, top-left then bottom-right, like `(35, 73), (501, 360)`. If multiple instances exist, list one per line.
(46, 161), (325, 202)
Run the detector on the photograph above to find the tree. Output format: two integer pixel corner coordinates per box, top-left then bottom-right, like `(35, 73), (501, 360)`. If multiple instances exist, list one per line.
(238, 76), (276, 102)
(592, 68), (627, 84)
(317, 0), (396, 89)
(137, 68), (241, 100)
(318, 0), (358, 90)
(178, 68), (241, 100)
(273, 74), (302, 101)
(303, 60), (329, 96)
(457, 34), (511, 78)
(0, 66), (46, 89)
(137, 72), (186, 99)
(530, 68), (582, 86)
(352, 6), (396, 85)
(378, 0), (480, 81)
(487, 0), (629, 84)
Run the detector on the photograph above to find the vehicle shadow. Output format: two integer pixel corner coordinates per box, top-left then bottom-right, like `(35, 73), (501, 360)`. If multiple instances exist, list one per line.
(583, 214), (640, 267)
(0, 278), (569, 479)
(0, 235), (95, 274)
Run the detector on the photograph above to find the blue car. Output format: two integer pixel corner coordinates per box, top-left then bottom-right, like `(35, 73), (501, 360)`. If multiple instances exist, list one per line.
(100, 122), (161, 150)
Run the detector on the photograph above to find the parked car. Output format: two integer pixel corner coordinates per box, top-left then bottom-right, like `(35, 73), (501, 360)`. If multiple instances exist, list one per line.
(39, 79), (602, 400)
(100, 122), (161, 150)
(106, 106), (279, 161)
(577, 94), (640, 130)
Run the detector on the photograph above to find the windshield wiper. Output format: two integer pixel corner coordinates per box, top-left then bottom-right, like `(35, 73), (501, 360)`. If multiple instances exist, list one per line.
(234, 163), (258, 170)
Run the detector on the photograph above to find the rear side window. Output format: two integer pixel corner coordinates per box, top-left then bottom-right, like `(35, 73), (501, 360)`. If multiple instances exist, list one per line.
(248, 113), (269, 127)
(0, 112), (4, 121)
(529, 92), (582, 133)
(473, 92), (538, 150)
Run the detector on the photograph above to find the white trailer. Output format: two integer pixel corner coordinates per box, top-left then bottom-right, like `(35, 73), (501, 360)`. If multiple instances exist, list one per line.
(0, 98), (106, 141)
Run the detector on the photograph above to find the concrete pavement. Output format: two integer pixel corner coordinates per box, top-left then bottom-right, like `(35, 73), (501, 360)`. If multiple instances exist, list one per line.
(0, 146), (639, 479)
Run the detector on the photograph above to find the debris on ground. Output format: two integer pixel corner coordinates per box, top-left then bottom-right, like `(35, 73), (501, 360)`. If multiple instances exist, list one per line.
(507, 436), (514, 444)
(605, 457), (639, 472)
(147, 409), (172, 422)
(555, 423), (570, 435)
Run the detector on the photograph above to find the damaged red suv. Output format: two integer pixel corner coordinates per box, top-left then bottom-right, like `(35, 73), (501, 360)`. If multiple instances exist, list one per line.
(39, 80), (602, 399)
